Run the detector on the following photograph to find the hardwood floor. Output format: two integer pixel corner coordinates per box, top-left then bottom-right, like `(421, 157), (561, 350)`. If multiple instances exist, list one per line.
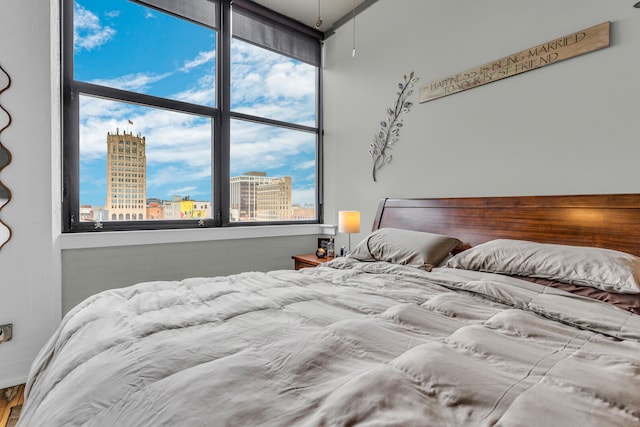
(0, 385), (24, 427)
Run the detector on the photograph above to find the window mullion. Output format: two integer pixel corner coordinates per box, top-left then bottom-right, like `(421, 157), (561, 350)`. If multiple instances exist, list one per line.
(229, 111), (317, 134)
(62, 0), (77, 232)
(73, 81), (219, 119)
(216, 0), (232, 226)
(316, 67), (324, 224)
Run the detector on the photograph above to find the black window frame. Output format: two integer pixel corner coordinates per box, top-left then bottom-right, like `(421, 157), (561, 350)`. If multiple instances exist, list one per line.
(62, 0), (323, 233)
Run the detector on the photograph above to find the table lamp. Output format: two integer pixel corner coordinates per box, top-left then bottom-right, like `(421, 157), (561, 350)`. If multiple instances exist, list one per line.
(338, 210), (360, 253)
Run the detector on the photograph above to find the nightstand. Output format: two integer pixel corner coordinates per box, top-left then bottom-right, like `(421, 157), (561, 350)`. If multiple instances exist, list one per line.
(292, 253), (335, 270)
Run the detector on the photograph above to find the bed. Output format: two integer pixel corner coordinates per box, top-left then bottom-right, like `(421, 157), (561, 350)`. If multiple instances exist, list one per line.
(18, 194), (640, 426)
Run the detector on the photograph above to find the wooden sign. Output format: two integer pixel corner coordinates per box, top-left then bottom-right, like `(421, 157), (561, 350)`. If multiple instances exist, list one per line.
(419, 21), (610, 103)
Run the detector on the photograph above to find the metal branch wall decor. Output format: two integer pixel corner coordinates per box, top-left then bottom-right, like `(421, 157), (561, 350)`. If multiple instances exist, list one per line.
(0, 63), (12, 250)
(369, 71), (418, 182)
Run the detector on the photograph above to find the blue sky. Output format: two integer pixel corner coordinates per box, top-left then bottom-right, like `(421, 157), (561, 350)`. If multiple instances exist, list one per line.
(75, 0), (317, 208)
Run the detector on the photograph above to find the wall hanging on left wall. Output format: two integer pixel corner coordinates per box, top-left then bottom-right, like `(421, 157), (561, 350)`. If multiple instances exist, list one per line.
(368, 71), (418, 182)
(0, 63), (13, 250)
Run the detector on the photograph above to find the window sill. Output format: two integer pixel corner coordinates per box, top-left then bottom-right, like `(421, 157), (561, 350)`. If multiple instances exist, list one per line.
(59, 224), (337, 250)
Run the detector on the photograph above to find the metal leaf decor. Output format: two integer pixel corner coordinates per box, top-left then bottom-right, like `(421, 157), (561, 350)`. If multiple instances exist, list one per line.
(369, 71), (418, 182)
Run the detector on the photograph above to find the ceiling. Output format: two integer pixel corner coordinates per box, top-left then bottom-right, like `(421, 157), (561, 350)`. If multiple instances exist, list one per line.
(251, 0), (371, 32)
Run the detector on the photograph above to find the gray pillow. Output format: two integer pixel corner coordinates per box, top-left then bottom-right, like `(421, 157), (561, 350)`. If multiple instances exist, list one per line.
(348, 228), (462, 270)
(446, 239), (640, 294)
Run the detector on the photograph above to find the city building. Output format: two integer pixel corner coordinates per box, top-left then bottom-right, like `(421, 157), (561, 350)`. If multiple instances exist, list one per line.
(230, 172), (293, 221)
(256, 176), (292, 221)
(230, 172), (275, 221)
(80, 205), (109, 222)
(146, 199), (164, 220)
(105, 129), (147, 221)
(291, 204), (315, 220)
(163, 196), (211, 220)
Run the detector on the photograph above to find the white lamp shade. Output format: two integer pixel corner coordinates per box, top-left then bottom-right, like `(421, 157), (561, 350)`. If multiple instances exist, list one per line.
(338, 211), (360, 233)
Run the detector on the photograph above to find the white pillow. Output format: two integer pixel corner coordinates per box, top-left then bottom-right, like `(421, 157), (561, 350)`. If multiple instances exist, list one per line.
(446, 239), (640, 294)
(348, 228), (461, 270)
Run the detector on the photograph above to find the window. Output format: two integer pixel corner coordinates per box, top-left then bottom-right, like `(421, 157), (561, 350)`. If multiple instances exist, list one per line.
(229, 120), (316, 222)
(63, 0), (322, 232)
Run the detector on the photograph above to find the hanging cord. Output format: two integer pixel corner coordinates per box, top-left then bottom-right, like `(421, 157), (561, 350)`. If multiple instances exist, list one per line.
(315, 0), (323, 28)
(352, 0), (357, 57)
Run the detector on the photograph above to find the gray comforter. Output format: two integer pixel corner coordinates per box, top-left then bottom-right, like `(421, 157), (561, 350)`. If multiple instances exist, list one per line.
(19, 259), (640, 426)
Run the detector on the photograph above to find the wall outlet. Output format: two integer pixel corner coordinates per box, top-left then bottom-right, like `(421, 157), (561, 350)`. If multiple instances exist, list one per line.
(0, 324), (12, 343)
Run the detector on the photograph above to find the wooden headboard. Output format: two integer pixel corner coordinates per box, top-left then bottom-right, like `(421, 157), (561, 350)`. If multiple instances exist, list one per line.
(372, 194), (640, 257)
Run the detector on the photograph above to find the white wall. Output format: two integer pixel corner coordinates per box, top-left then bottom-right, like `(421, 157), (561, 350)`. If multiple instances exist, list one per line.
(324, 0), (640, 249)
(0, 0), (61, 388)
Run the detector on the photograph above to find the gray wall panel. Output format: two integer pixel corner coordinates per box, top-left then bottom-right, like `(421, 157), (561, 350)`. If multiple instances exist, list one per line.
(62, 235), (318, 313)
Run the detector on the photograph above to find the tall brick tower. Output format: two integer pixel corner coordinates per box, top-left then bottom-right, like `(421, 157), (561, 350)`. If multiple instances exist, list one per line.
(106, 129), (146, 221)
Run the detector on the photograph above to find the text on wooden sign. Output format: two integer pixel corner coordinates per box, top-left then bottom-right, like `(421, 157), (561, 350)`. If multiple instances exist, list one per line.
(419, 21), (610, 103)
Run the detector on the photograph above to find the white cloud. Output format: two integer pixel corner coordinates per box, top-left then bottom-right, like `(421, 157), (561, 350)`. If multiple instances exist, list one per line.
(167, 186), (199, 197)
(230, 41), (316, 102)
(295, 160), (316, 170)
(90, 72), (172, 93)
(181, 50), (216, 73)
(292, 187), (316, 206)
(79, 96), (136, 160)
(74, 3), (116, 51)
(229, 122), (315, 174)
(147, 164), (210, 191)
(265, 62), (316, 99)
(174, 74), (216, 105)
(85, 49), (215, 105)
(230, 39), (316, 124)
